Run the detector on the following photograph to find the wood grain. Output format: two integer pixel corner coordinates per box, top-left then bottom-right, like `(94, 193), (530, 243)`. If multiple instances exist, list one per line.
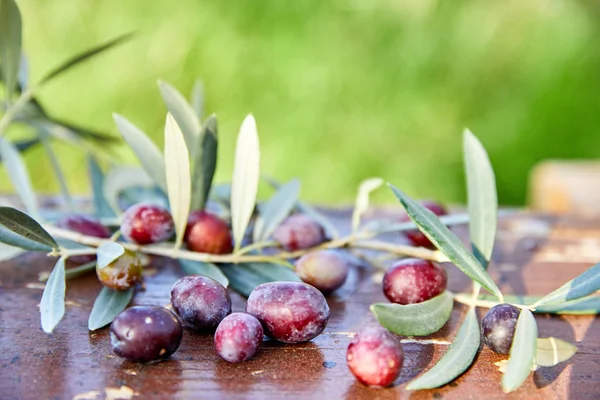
(1, 209), (599, 399)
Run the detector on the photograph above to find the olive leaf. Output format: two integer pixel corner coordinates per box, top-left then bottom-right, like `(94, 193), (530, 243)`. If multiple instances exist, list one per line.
(178, 259), (229, 287)
(88, 286), (134, 331)
(230, 114), (260, 252)
(191, 79), (204, 120)
(253, 179), (300, 243)
(0, 206), (57, 249)
(39, 261), (96, 282)
(0, 242), (24, 262)
(40, 257), (66, 333)
(113, 113), (168, 192)
(158, 80), (200, 151)
(190, 114), (218, 211)
(262, 175), (339, 239)
(535, 337), (577, 367)
(388, 184), (502, 300)
(87, 155), (116, 219)
(0, 224), (52, 252)
(38, 128), (73, 210)
(533, 262), (600, 307)
(38, 32), (133, 86)
(103, 166), (156, 214)
(0, 0), (21, 101)
(351, 177), (384, 232)
(502, 309), (538, 393)
(463, 129), (497, 269)
(164, 113), (192, 248)
(96, 242), (124, 269)
(0, 137), (40, 162)
(0, 137), (40, 220)
(222, 262), (300, 297)
(370, 291), (453, 336)
(407, 308), (480, 390)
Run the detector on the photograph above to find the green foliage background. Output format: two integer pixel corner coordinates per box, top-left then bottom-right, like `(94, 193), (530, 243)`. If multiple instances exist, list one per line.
(2, 0), (600, 205)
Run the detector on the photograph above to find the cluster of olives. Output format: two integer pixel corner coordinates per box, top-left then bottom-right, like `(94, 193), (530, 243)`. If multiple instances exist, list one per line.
(110, 276), (331, 363)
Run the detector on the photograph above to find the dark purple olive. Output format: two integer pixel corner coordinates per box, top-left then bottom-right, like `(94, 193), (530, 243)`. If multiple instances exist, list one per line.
(245, 281), (330, 343)
(214, 313), (263, 363)
(171, 275), (232, 331)
(482, 303), (521, 354)
(382, 258), (447, 305)
(272, 214), (326, 251)
(110, 306), (182, 363)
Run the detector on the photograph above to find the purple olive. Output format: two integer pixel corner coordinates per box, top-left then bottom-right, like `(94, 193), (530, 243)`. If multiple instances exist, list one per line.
(171, 275), (232, 331)
(272, 214), (326, 251)
(214, 313), (263, 363)
(295, 249), (350, 292)
(245, 281), (330, 343)
(482, 303), (521, 354)
(382, 258), (447, 305)
(110, 306), (182, 363)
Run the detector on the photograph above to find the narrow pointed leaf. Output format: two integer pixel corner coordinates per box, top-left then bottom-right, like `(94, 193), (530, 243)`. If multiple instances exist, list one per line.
(178, 259), (229, 287)
(352, 177), (384, 232)
(222, 262), (300, 297)
(0, 224), (52, 251)
(463, 129), (497, 268)
(87, 155), (116, 218)
(0, 0), (21, 100)
(158, 80), (200, 151)
(0, 138), (40, 219)
(190, 114), (218, 211)
(535, 337), (577, 367)
(113, 113), (167, 192)
(103, 166), (156, 214)
(0, 207), (57, 249)
(534, 262), (600, 307)
(407, 308), (480, 389)
(230, 115), (260, 252)
(39, 129), (72, 210)
(502, 309), (537, 393)
(164, 113), (191, 248)
(389, 184), (502, 299)
(0, 242), (24, 261)
(40, 257), (66, 333)
(370, 291), (453, 336)
(88, 286), (134, 331)
(253, 179), (300, 242)
(39, 32), (133, 85)
(40, 261), (96, 282)
(96, 242), (124, 269)
(191, 80), (204, 120)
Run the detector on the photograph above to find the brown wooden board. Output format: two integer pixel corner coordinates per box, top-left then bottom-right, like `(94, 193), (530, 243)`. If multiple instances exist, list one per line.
(1, 208), (600, 399)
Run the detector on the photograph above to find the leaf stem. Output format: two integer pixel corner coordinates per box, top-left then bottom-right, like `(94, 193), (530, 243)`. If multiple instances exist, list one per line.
(0, 87), (34, 137)
(453, 292), (530, 310)
(236, 240), (279, 256)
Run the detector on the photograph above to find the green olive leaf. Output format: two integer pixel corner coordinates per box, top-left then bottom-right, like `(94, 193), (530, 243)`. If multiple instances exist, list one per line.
(407, 308), (480, 390)
(370, 291), (453, 336)
(103, 166), (156, 214)
(0, 206), (57, 249)
(253, 179), (300, 243)
(113, 113), (168, 192)
(0, 224), (52, 252)
(388, 184), (502, 300)
(39, 261), (96, 282)
(158, 80), (200, 151)
(86, 155), (116, 218)
(88, 286), (134, 331)
(40, 257), (66, 333)
(230, 115), (260, 252)
(0, 0), (22, 101)
(39, 32), (133, 85)
(463, 129), (497, 269)
(96, 242), (124, 269)
(352, 177), (384, 232)
(222, 262), (300, 297)
(164, 113), (192, 248)
(190, 114), (218, 211)
(502, 308), (538, 393)
(178, 259), (229, 287)
(191, 79), (204, 120)
(535, 337), (577, 367)
(534, 262), (600, 307)
(0, 137), (40, 220)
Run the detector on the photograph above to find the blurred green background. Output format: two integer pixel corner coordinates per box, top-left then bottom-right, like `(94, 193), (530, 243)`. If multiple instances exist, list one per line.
(2, 0), (600, 206)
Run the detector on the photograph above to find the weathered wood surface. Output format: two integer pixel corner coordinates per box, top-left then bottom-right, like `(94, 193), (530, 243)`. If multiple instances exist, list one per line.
(1, 208), (600, 400)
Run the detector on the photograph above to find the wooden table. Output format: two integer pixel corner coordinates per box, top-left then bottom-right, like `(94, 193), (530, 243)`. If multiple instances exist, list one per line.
(1, 208), (599, 399)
